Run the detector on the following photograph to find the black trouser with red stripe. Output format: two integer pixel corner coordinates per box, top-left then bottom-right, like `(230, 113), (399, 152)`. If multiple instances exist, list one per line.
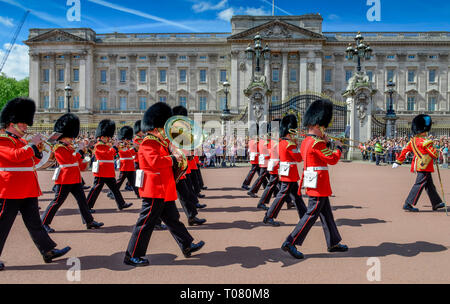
(242, 164), (260, 187)
(405, 171), (442, 208)
(0, 197), (56, 256)
(188, 171), (202, 195)
(258, 174), (279, 206)
(266, 181), (307, 220)
(176, 179), (199, 219)
(87, 177), (127, 210)
(249, 167), (269, 194)
(286, 196), (341, 248)
(126, 199), (194, 258)
(116, 171), (140, 198)
(41, 183), (94, 226)
(196, 167), (205, 189)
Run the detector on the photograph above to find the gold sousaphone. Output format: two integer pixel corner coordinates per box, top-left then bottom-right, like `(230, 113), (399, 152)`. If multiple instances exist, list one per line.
(164, 115), (204, 182)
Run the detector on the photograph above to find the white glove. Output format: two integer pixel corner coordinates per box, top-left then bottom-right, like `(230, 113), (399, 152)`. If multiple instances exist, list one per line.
(392, 163), (399, 169)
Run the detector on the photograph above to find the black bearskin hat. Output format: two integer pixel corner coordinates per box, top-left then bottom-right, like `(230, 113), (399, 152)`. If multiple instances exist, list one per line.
(118, 126), (133, 140)
(172, 105), (188, 116)
(249, 121), (259, 137)
(142, 102), (172, 132)
(302, 99), (333, 128)
(0, 97), (36, 129)
(411, 114), (432, 135)
(280, 114), (297, 137)
(133, 120), (142, 135)
(53, 113), (80, 139)
(95, 119), (115, 138)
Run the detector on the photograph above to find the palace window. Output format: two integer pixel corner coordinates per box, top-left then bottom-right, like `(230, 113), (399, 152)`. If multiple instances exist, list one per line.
(179, 55), (187, 61)
(199, 96), (207, 111)
(367, 71), (373, 82)
(120, 97), (127, 110)
(387, 69), (395, 82)
(408, 55), (416, 59)
(428, 96), (437, 111)
(272, 69), (279, 82)
(159, 96), (167, 103)
(271, 95), (280, 105)
(199, 69), (207, 83)
(43, 69), (49, 82)
(139, 69), (147, 83)
(290, 69), (297, 82)
(57, 69), (64, 82)
(43, 96), (49, 109)
(57, 96), (64, 109)
(159, 70), (167, 83)
(429, 69), (437, 83)
(345, 70), (352, 82)
(199, 55), (207, 61)
(139, 97), (147, 110)
(219, 96), (227, 110)
(139, 56), (147, 60)
(100, 56), (108, 61)
(408, 70), (416, 83)
(120, 70), (127, 83)
(179, 96), (187, 108)
(73, 69), (79, 82)
(386, 55), (395, 59)
(159, 55), (167, 61)
(73, 96), (79, 109)
(324, 69), (332, 83)
(407, 96), (415, 111)
(100, 70), (107, 83)
(179, 69), (187, 83)
(220, 70), (227, 82)
(100, 97), (107, 110)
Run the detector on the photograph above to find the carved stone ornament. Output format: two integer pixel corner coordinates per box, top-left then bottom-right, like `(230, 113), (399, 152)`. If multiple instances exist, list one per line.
(239, 62), (246, 71)
(251, 91), (265, 121)
(355, 92), (369, 125)
(261, 24), (292, 39)
(307, 62), (315, 71)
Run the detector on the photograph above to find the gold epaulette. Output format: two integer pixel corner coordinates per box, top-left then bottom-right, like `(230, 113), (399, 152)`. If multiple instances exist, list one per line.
(312, 137), (326, 148)
(422, 139), (434, 148)
(286, 139), (297, 148)
(0, 134), (16, 145)
(53, 143), (66, 152)
(143, 134), (168, 147)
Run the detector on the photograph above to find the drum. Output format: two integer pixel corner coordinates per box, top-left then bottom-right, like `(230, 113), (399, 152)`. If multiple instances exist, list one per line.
(35, 150), (56, 170)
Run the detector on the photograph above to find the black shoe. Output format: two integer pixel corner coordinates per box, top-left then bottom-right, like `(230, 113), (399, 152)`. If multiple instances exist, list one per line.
(0, 261), (4, 271)
(154, 223), (167, 230)
(183, 241), (205, 258)
(197, 194), (205, 198)
(257, 204), (269, 211)
(247, 191), (257, 198)
(188, 217), (207, 226)
(89, 209), (96, 214)
(123, 256), (150, 267)
(43, 246), (71, 263)
(403, 203), (419, 212)
(433, 202), (446, 211)
(107, 192), (115, 200)
(196, 203), (207, 209)
(281, 241), (304, 259)
(43, 224), (55, 233)
(263, 216), (280, 227)
(241, 185), (250, 190)
(124, 185), (133, 191)
(86, 221), (104, 229)
(119, 203), (133, 210)
(287, 202), (295, 209)
(82, 185), (91, 190)
(201, 186), (208, 190)
(328, 243), (348, 252)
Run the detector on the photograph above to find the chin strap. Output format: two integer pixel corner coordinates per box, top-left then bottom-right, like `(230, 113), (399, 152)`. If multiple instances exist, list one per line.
(13, 124), (26, 137)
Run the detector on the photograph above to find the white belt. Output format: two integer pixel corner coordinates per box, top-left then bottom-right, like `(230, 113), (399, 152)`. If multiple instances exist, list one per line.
(306, 167), (328, 171)
(97, 160), (115, 163)
(260, 154), (269, 156)
(0, 167), (35, 172)
(59, 163), (79, 168)
(269, 158), (280, 161)
(119, 157), (134, 160)
(280, 162), (297, 166)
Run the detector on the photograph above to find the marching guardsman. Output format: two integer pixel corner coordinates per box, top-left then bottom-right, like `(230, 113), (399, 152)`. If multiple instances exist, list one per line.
(0, 98), (70, 271)
(393, 114), (445, 212)
(247, 123), (270, 198)
(194, 154), (207, 190)
(281, 99), (348, 259)
(172, 105), (206, 225)
(241, 123), (260, 190)
(113, 126), (140, 198)
(124, 102), (205, 267)
(263, 115), (307, 226)
(41, 113), (103, 233)
(86, 119), (133, 211)
(257, 119), (281, 210)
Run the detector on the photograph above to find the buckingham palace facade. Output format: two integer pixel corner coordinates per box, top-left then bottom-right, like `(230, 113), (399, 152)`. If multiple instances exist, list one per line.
(25, 14), (450, 128)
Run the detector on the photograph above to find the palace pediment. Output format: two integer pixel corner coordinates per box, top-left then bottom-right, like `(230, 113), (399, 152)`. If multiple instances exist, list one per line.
(25, 29), (90, 44)
(228, 20), (324, 41)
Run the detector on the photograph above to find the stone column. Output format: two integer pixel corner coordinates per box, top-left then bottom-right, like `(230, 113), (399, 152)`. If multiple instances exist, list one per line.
(208, 53), (218, 111)
(264, 55), (271, 89)
(64, 53), (72, 109)
(231, 50), (239, 111)
(375, 54), (386, 110)
(108, 54), (118, 110)
(85, 49), (94, 111)
(128, 54), (137, 110)
(281, 52), (288, 101)
(396, 54), (406, 111)
(168, 53), (178, 107)
(418, 53), (427, 111)
(334, 53), (345, 97)
(149, 54), (158, 106)
(49, 54), (56, 110)
(299, 51), (308, 92)
(314, 51), (323, 93)
(439, 53), (449, 111)
(188, 53), (197, 110)
(29, 53), (40, 108)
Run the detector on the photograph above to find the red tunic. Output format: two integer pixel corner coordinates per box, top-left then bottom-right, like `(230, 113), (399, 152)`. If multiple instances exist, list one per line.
(258, 138), (271, 168)
(118, 148), (136, 172)
(268, 139), (280, 175)
(300, 136), (341, 197)
(0, 134), (42, 199)
(248, 138), (259, 165)
(278, 138), (302, 182)
(133, 135), (144, 166)
(138, 134), (177, 202)
(179, 149), (192, 180)
(53, 143), (83, 185)
(396, 136), (438, 173)
(93, 142), (116, 178)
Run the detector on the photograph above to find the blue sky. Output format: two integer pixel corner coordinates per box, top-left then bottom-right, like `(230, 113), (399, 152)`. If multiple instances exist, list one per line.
(1, 0), (450, 79)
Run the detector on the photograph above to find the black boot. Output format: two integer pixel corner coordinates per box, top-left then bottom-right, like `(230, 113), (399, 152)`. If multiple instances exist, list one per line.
(183, 241), (205, 258)
(124, 255), (150, 267)
(86, 221), (104, 229)
(188, 217), (206, 226)
(328, 243), (349, 252)
(43, 247), (71, 263)
(281, 242), (304, 259)
(263, 216), (280, 227)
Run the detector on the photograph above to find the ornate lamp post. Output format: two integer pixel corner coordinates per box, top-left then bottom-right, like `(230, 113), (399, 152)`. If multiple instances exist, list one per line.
(245, 33), (271, 76)
(385, 79), (398, 139)
(222, 80), (230, 115)
(345, 32), (373, 72)
(65, 83), (72, 113)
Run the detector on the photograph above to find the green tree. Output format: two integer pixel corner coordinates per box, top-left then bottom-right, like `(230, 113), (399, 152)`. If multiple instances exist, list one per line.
(0, 73), (29, 110)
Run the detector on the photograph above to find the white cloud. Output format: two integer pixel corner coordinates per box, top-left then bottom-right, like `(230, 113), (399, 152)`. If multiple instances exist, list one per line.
(0, 43), (29, 80)
(218, 8), (234, 21)
(0, 16), (14, 27)
(193, 0), (228, 13)
(245, 7), (270, 16)
(328, 14), (340, 21)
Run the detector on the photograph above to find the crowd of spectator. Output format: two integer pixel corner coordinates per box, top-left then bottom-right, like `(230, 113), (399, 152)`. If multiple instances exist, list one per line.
(359, 135), (450, 166)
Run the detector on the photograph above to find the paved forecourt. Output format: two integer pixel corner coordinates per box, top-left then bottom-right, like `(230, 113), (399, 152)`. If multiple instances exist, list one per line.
(1, 161), (449, 284)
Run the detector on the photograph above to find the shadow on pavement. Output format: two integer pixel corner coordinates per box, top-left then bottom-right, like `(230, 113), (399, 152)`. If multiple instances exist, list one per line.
(40, 208), (140, 217)
(197, 206), (270, 213)
(313, 218), (388, 227)
(203, 195), (251, 200)
(332, 205), (364, 211)
(52, 225), (135, 234)
(205, 187), (247, 191)
(6, 241), (447, 272)
(187, 220), (294, 231)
